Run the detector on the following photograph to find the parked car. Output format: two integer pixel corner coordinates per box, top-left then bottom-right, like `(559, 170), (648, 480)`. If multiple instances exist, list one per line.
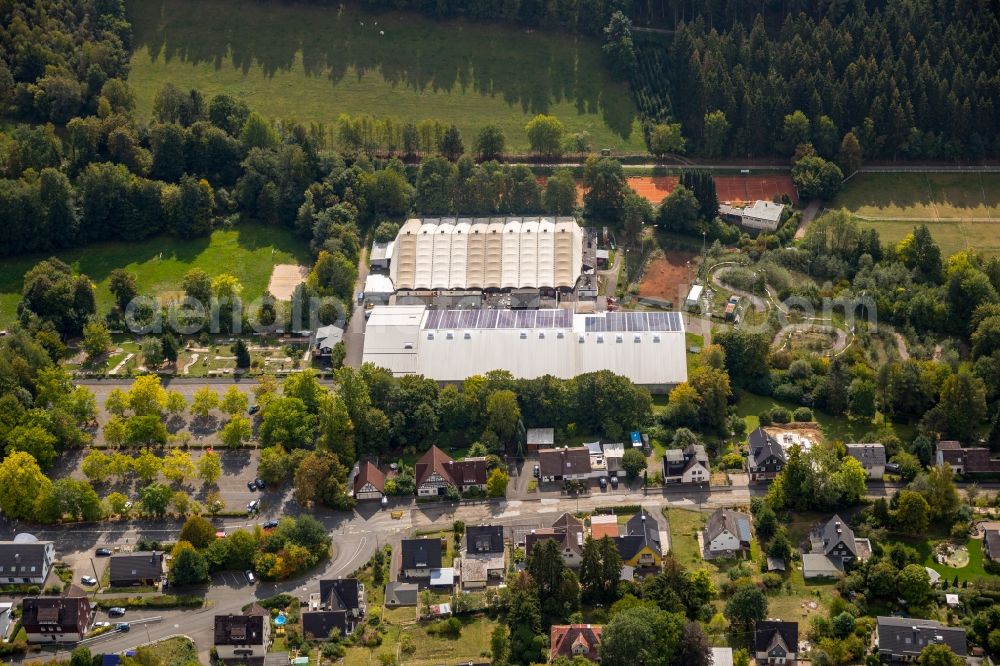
(599, 477), (607, 490)
(533, 465), (540, 478)
(115, 623), (130, 632)
(93, 622), (110, 629)
(247, 480), (257, 491)
(254, 478), (265, 489)
(248, 404), (260, 416)
(262, 519), (279, 530)
(81, 576), (97, 586)
(95, 548), (112, 556)
(610, 475), (619, 488)
(108, 608), (126, 618)
(245, 570), (256, 584)
(247, 499), (260, 513)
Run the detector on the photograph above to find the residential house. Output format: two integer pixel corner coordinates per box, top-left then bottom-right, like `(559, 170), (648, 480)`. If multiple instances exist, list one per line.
(712, 648), (734, 666)
(538, 447), (592, 482)
(815, 516), (858, 563)
(603, 442), (625, 477)
(314, 325), (344, 357)
(662, 444), (710, 484)
(550, 624), (603, 662)
(589, 515), (620, 541)
(524, 513), (585, 568)
(876, 617), (967, 662)
(615, 509), (662, 569)
(353, 462), (385, 501)
(747, 428), (786, 482)
(0, 538), (55, 585)
(214, 604), (270, 660)
(302, 578), (366, 639)
(415, 445), (487, 496)
(400, 538), (443, 578)
(21, 594), (93, 643)
(459, 525), (506, 590)
(846, 443), (886, 480)
(586, 442), (608, 479)
(703, 508), (752, 556)
(526, 428), (554, 453)
(935, 440), (1000, 475)
(385, 581), (418, 606)
(109, 551), (164, 587)
(984, 529), (1000, 562)
(754, 621), (798, 665)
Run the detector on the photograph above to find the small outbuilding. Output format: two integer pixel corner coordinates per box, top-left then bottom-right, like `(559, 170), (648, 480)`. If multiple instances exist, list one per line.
(370, 240), (394, 270)
(526, 428), (555, 453)
(685, 284), (704, 310)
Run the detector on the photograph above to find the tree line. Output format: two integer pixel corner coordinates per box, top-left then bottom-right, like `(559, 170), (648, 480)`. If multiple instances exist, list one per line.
(620, 2), (1000, 158)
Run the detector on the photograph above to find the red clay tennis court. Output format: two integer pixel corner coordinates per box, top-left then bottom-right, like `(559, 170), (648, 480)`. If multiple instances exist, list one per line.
(536, 175), (678, 206)
(626, 176), (679, 204)
(714, 174), (799, 205)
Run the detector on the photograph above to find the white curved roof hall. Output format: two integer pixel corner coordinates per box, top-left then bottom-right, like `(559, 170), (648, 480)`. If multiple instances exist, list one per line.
(391, 216), (583, 290)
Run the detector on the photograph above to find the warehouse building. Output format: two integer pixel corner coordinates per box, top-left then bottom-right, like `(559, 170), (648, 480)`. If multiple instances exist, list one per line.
(362, 306), (687, 390)
(389, 217), (585, 292)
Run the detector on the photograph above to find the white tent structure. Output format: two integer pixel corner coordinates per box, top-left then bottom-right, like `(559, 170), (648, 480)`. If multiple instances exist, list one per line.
(362, 306), (687, 390)
(390, 217), (584, 291)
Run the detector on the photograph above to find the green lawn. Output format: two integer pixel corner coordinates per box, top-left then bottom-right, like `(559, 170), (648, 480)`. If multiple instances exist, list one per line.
(833, 172), (1000, 258)
(886, 536), (991, 583)
(663, 508), (706, 568)
(0, 223), (309, 327)
(127, 0), (644, 153)
(344, 616), (496, 666)
(144, 637), (198, 666)
(734, 391), (913, 444)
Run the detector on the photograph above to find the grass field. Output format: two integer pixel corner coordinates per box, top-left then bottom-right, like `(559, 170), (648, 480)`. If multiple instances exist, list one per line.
(833, 173), (1000, 257)
(127, 0), (645, 152)
(0, 223), (309, 327)
(886, 536), (991, 584)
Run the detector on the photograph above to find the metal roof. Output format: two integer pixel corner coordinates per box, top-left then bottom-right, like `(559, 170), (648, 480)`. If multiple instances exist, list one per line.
(362, 305), (688, 386)
(390, 216), (583, 290)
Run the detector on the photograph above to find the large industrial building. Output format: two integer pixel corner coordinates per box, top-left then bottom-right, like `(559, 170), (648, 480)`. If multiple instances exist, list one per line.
(389, 217), (585, 291)
(361, 306), (688, 390)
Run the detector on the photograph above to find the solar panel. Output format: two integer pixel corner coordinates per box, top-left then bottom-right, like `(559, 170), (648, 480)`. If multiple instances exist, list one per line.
(668, 311), (682, 331)
(518, 310), (537, 328)
(497, 310), (515, 328)
(555, 309), (572, 328)
(536, 310), (553, 328)
(480, 309), (499, 328)
(458, 310), (480, 328)
(424, 310), (443, 329)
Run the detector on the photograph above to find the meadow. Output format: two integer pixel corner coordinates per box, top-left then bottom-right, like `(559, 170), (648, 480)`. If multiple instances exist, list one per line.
(0, 223), (309, 327)
(832, 172), (1000, 257)
(126, 0), (645, 152)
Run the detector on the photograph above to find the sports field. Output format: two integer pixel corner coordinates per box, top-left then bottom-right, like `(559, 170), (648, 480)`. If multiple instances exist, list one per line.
(127, 0), (644, 152)
(833, 172), (1000, 257)
(0, 224), (309, 328)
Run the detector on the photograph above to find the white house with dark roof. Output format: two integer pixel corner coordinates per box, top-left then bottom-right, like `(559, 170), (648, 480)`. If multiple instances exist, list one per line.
(754, 621), (798, 665)
(703, 508), (752, 556)
(747, 428), (786, 482)
(846, 443), (886, 479)
(662, 444), (710, 484)
(0, 538), (55, 585)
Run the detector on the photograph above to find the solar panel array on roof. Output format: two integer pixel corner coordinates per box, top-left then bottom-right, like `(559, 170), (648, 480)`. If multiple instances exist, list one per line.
(584, 311), (682, 332)
(423, 309), (573, 330)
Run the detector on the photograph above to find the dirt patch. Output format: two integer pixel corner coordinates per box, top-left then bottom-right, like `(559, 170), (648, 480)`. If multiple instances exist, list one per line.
(764, 423), (823, 447)
(638, 249), (698, 303)
(715, 174), (799, 206)
(267, 264), (309, 300)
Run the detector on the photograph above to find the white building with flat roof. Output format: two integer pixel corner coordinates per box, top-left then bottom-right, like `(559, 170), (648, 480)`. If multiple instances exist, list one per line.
(390, 217), (584, 291)
(362, 306), (687, 390)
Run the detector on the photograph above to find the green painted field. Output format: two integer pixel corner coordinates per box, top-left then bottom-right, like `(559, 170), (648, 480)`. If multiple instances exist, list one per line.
(126, 0), (644, 152)
(0, 223), (309, 327)
(832, 172), (1000, 257)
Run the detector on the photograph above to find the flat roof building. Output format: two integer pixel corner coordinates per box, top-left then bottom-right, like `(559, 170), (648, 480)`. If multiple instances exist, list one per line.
(362, 306), (687, 389)
(390, 217), (584, 291)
